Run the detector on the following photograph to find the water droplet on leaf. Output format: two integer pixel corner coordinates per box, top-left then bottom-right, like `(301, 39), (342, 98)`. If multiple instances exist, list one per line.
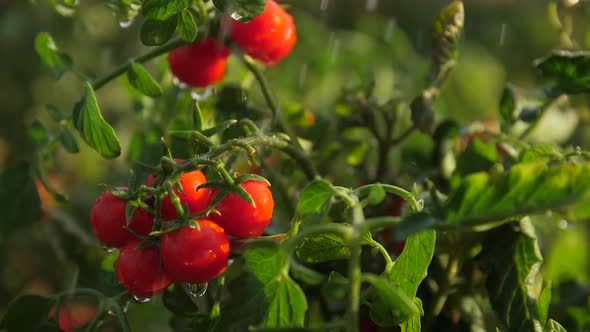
(190, 87), (213, 101)
(102, 246), (116, 253)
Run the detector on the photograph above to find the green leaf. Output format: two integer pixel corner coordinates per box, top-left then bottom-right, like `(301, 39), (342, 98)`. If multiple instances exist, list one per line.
(0, 294), (54, 332)
(297, 179), (334, 216)
(34, 32), (72, 79)
(140, 17), (177, 46)
(46, 104), (65, 121)
(73, 82), (121, 159)
(519, 145), (562, 163)
(534, 50), (590, 94)
(389, 230), (435, 297)
(214, 241), (307, 331)
(479, 220), (543, 332)
(499, 84), (517, 127)
(369, 230), (435, 326)
(546, 320), (567, 332)
(177, 9), (198, 42)
(29, 118), (50, 145)
(0, 162), (42, 238)
(366, 275), (419, 326)
(445, 161), (590, 228)
(212, 0), (267, 22)
(430, 0), (464, 84)
(400, 298), (423, 332)
(296, 231), (350, 263)
(141, 0), (193, 19)
(127, 62), (163, 97)
(59, 126), (79, 153)
(454, 138), (498, 177)
(537, 282), (551, 326)
(321, 271), (347, 300)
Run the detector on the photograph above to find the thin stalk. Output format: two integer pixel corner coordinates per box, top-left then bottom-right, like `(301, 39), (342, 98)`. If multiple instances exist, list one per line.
(369, 239), (394, 273)
(423, 257), (459, 331)
(92, 38), (186, 90)
(346, 201), (365, 332)
(519, 94), (567, 140)
(233, 49), (304, 152)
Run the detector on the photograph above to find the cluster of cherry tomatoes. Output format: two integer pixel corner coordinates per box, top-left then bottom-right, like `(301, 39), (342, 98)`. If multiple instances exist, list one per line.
(168, 0), (297, 87)
(90, 166), (274, 298)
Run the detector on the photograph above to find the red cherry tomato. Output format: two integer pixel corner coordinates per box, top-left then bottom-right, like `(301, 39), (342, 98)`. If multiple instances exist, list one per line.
(90, 189), (153, 248)
(210, 180), (274, 238)
(49, 306), (73, 332)
(114, 241), (172, 297)
(360, 318), (378, 332)
(147, 167), (210, 221)
(160, 220), (230, 284)
(168, 38), (230, 88)
(222, 0), (296, 66)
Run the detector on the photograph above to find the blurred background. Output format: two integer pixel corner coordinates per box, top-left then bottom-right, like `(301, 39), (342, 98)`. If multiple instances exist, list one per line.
(1, 0), (590, 331)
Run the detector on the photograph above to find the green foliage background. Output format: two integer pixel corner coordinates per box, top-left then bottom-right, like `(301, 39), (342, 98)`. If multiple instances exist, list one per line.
(1, 0), (590, 331)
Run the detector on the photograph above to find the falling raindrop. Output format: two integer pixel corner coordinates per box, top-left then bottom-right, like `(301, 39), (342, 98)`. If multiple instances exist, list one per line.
(330, 36), (341, 64)
(182, 283), (208, 298)
(564, 0), (579, 7)
(320, 0), (329, 11)
(132, 295), (152, 303)
(384, 18), (396, 43)
(102, 246), (116, 253)
(119, 20), (133, 28)
(298, 63), (308, 89)
(190, 87), (213, 101)
(498, 23), (507, 47)
(366, 0), (379, 12)
(558, 219), (569, 229)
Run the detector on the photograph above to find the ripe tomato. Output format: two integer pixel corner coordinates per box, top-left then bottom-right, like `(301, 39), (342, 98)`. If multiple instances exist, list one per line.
(210, 180), (274, 238)
(90, 189), (153, 248)
(147, 166), (210, 221)
(222, 0), (296, 66)
(168, 38), (230, 88)
(49, 306), (73, 332)
(114, 241), (172, 297)
(160, 220), (230, 284)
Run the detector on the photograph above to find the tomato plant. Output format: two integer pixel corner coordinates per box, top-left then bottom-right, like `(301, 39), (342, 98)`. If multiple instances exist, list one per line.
(2, 0), (590, 332)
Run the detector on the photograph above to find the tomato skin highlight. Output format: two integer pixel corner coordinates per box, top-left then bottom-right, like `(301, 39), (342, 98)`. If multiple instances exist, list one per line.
(160, 220), (230, 284)
(168, 38), (230, 88)
(222, 0), (297, 66)
(114, 241), (172, 298)
(90, 189), (153, 248)
(210, 180), (274, 238)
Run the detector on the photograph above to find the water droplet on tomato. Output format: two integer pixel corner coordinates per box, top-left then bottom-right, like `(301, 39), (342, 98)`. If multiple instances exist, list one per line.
(132, 295), (152, 303)
(182, 283), (208, 298)
(102, 246), (116, 253)
(190, 87), (213, 101)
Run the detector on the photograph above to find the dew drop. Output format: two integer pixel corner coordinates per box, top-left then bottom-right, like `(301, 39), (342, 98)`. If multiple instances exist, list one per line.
(102, 246), (116, 253)
(190, 87), (213, 101)
(172, 77), (188, 90)
(182, 283), (208, 298)
(132, 295), (152, 303)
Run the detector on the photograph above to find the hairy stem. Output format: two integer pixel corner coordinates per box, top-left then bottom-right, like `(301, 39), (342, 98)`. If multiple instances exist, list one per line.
(92, 38), (186, 90)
